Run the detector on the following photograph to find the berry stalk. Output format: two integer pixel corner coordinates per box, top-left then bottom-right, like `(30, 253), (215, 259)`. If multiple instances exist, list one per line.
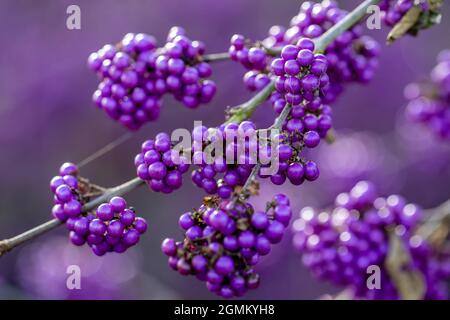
(0, 0), (382, 257)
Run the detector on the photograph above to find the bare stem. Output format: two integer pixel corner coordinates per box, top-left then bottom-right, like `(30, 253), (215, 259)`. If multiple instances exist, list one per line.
(0, 0), (381, 258)
(226, 0), (380, 124)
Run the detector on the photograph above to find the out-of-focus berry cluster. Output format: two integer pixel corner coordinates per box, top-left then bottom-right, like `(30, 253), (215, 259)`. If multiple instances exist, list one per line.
(258, 131), (321, 186)
(229, 34), (271, 92)
(50, 163), (147, 256)
(88, 27), (216, 130)
(292, 181), (450, 299)
(270, 37), (333, 150)
(162, 194), (292, 298)
(190, 120), (321, 199)
(405, 50), (450, 141)
(135, 133), (190, 194)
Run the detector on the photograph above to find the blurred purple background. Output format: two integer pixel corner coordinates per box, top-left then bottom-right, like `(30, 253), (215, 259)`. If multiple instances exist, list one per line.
(0, 0), (449, 299)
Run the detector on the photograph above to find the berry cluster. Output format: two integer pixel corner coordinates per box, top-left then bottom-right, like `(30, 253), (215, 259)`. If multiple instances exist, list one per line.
(190, 121), (258, 199)
(380, 0), (427, 27)
(285, 1), (380, 104)
(156, 27), (217, 109)
(50, 162), (83, 222)
(88, 34), (161, 130)
(258, 132), (321, 186)
(405, 50), (450, 141)
(67, 197), (147, 256)
(292, 181), (449, 299)
(229, 1), (381, 106)
(229, 34), (271, 92)
(50, 163), (147, 256)
(88, 27), (216, 130)
(190, 119), (322, 197)
(229, 34), (268, 71)
(262, 25), (287, 50)
(271, 38), (330, 107)
(379, 0), (442, 36)
(162, 194), (292, 298)
(135, 133), (190, 193)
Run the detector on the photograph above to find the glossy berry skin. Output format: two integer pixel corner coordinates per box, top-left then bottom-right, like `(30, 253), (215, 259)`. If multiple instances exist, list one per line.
(292, 181), (449, 300)
(135, 133), (190, 194)
(162, 194), (292, 298)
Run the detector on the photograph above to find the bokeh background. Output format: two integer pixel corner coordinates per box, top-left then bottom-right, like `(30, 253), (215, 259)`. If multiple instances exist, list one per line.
(0, 0), (449, 299)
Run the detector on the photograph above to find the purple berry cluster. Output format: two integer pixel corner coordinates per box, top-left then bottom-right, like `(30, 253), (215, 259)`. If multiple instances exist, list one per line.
(229, 34), (268, 71)
(405, 50), (450, 141)
(50, 162), (83, 222)
(273, 95), (333, 142)
(135, 133), (190, 193)
(258, 132), (321, 186)
(88, 27), (216, 130)
(379, 0), (441, 36)
(162, 194), (292, 298)
(157, 27), (217, 109)
(88, 34), (161, 130)
(67, 196), (147, 256)
(50, 163), (147, 256)
(285, 1), (380, 103)
(262, 25), (287, 50)
(229, 34), (271, 92)
(228, 2), (380, 106)
(190, 120), (322, 197)
(191, 121), (265, 199)
(271, 38), (330, 107)
(292, 181), (449, 299)
(379, 0), (427, 26)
